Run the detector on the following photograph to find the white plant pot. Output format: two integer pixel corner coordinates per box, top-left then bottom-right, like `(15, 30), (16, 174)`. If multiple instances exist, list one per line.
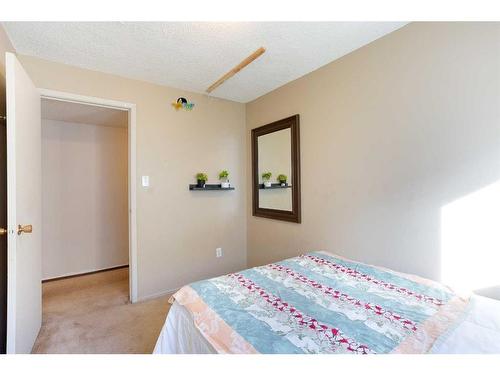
(221, 181), (230, 188)
(264, 181), (272, 188)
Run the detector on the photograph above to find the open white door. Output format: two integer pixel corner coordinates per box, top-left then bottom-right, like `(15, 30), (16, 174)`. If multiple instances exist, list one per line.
(5, 52), (42, 354)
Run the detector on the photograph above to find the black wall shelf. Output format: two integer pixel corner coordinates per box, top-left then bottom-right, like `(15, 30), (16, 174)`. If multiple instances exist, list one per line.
(259, 183), (292, 190)
(189, 184), (235, 191)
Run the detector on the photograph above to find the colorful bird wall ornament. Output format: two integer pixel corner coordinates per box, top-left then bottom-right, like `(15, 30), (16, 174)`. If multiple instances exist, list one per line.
(172, 97), (195, 111)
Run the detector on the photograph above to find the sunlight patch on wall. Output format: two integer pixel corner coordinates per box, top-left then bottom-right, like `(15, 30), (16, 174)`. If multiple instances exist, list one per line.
(441, 180), (500, 294)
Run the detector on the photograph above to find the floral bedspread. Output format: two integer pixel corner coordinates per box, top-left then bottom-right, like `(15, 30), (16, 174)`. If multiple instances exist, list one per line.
(171, 251), (469, 354)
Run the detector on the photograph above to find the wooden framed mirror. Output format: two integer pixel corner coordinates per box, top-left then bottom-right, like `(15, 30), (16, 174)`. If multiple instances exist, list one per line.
(252, 115), (301, 223)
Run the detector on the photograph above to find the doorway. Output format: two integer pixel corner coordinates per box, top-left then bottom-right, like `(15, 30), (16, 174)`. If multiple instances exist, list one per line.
(38, 90), (137, 303)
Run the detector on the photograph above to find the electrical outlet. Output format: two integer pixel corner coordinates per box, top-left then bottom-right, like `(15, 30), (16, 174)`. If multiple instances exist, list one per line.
(216, 248), (223, 258)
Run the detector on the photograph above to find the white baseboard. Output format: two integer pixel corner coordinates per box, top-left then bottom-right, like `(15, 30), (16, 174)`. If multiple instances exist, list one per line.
(135, 287), (180, 303)
(42, 263), (129, 282)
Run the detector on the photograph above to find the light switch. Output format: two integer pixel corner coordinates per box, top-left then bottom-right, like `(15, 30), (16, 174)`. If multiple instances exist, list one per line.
(142, 175), (150, 187)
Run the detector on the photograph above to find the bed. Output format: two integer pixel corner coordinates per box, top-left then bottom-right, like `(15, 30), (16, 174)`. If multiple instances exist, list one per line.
(153, 251), (500, 354)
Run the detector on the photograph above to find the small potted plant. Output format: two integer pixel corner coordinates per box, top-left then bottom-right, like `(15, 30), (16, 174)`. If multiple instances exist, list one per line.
(219, 170), (230, 188)
(277, 174), (288, 187)
(262, 172), (272, 188)
(196, 172), (208, 188)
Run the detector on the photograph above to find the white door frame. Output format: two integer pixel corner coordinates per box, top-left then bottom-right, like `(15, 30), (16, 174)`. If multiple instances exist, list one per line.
(38, 89), (138, 303)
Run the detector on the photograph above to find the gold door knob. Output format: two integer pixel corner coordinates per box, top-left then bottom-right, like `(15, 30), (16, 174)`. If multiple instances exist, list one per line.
(0, 228), (7, 236)
(17, 224), (33, 235)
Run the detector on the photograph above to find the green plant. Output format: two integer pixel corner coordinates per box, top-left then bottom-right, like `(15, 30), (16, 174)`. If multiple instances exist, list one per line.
(277, 174), (287, 183)
(261, 172), (272, 181)
(219, 170), (229, 180)
(196, 172), (208, 182)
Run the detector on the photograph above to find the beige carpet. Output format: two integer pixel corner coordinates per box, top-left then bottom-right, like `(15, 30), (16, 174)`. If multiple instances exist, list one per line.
(32, 268), (172, 354)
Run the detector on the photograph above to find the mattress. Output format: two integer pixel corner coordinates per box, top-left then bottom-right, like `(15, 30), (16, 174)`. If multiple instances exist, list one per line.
(153, 251), (500, 354)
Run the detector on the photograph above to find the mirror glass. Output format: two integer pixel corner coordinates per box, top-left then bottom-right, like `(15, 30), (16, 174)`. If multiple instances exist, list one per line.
(252, 114), (300, 223)
(257, 128), (292, 211)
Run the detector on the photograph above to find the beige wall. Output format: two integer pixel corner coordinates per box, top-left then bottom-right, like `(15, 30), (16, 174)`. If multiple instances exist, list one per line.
(0, 26), (15, 227)
(246, 22), (500, 284)
(19, 55), (247, 299)
(41, 119), (129, 280)
(0, 25), (15, 114)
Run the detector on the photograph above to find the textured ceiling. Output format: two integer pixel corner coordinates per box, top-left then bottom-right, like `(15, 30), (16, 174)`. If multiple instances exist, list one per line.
(5, 22), (407, 103)
(42, 98), (128, 128)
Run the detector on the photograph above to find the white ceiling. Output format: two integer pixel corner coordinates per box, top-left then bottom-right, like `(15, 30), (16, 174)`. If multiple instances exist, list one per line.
(41, 98), (128, 128)
(5, 22), (407, 103)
